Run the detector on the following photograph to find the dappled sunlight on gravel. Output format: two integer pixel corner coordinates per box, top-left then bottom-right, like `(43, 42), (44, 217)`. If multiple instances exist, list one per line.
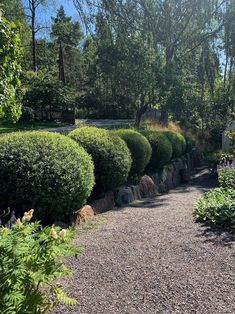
(53, 170), (235, 314)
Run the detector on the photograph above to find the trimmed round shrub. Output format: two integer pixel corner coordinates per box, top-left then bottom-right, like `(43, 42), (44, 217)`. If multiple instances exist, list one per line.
(0, 131), (94, 222)
(163, 131), (186, 158)
(69, 126), (132, 190)
(141, 130), (172, 170)
(111, 129), (152, 175)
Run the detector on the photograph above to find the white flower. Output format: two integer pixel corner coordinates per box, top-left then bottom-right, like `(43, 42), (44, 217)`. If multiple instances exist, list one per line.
(59, 229), (67, 238)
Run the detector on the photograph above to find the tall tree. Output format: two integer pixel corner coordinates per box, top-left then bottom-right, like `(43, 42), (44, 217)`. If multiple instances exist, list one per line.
(51, 6), (83, 85)
(74, 0), (228, 124)
(25, 0), (48, 71)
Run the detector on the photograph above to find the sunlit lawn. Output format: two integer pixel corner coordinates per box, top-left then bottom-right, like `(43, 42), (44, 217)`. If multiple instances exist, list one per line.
(0, 121), (70, 134)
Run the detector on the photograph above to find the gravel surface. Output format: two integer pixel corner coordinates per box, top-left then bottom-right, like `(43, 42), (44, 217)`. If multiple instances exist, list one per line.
(53, 169), (235, 314)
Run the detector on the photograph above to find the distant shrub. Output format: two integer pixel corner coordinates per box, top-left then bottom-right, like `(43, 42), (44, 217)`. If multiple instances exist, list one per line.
(194, 188), (235, 230)
(0, 210), (79, 313)
(111, 129), (152, 175)
(218, 168), (235, 189)
(141, 130), (172, 170)
(0, 132), (94, 222)
(163, 131), (186, 158)
(23, 72), (77, 122)
(19, 106), (35, 122)
(69, 126), (132, 190)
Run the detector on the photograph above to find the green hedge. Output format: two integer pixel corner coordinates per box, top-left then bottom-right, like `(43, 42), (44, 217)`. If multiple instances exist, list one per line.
(111, 129), (152, 175)
(194, 188), (235, 230)
(218, 168), (235, 189)
(141, 130), (172, 170)
(163, 131), (186, 158)
(69, 126), (132, 190)
(0, 132), (94, 222)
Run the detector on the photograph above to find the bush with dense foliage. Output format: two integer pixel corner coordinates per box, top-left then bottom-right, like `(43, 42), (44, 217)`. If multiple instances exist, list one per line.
(218, 168), (235, 189)
(0, 210), (79, 313)
(0, 131), (94, 222)
(0, 18), (22, 122)
(69, 126), (132, 191)
(163, 131), (186, 158)
(111, 129), (152, 175)
(194, 188), (235, 230)
(141, 130), (173, 170)
(23, 71), (77, 122)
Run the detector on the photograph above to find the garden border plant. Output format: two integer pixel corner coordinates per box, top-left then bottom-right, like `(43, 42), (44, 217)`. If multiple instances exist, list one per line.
(111, 129), (152, 176)
(0, 131), (95, 222)
(163, 130), (186, 158)
(194, 187), (235, 230)
(0, 209), (80, 313)
(140, 130), (173, 171)
(69, 126), (132, 191)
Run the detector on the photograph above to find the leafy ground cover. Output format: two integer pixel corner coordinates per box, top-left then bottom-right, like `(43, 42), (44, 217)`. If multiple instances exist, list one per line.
(194, 166), (235, 231)
(0, 121), (70, 134)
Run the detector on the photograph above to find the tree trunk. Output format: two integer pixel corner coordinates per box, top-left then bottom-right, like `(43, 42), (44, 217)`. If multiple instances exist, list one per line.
(59, 41), (66, 83)
(135, 109), (142, 127)
(31, 2), (37, 72)
(159, 107), (168, 125)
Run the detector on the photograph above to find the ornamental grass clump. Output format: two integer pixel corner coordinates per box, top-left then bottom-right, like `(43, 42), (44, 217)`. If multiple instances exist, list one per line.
(0, 131), (95, 222)
(69, 126), (132, 191)
(0, 209), (80, 314)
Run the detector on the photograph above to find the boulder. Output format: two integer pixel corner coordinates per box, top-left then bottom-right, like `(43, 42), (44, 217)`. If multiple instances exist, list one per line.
(116, 187), (135, 206)
(138, 175), (158, 198)
(180, 167), (190, 183)
(74, 205), (95, 226)
(158, 182), (168, 193)
(130, 185), (142, 201)
(92, 191), (115, 214)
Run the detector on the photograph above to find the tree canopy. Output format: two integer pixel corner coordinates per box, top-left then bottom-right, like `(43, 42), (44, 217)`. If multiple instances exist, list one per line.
(0, 0), (234, 145)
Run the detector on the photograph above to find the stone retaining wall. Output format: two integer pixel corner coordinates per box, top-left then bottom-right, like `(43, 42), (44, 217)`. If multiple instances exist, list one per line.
(75, 149), (203, 225)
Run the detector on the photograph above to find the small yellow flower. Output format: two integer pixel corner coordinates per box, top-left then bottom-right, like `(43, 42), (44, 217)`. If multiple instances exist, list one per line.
(59, 229), (67, 238)
(50, 228), (58, 239)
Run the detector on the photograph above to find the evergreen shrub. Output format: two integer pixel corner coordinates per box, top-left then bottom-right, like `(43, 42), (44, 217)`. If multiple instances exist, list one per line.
(69, 126), (132, 190)
(111, 129), (152, 175)
(141, 130), (173, 170)
(163, 131), (186, 158)
(0, 131), (94, 222)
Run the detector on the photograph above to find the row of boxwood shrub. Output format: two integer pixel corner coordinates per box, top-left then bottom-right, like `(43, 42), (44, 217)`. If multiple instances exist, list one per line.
(194, 165), (235, 231)
(0, 132), (95, 223)
(0, 127), (192, 223)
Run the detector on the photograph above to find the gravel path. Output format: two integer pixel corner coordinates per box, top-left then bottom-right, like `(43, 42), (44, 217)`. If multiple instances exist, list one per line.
(54, 169), (235, 314)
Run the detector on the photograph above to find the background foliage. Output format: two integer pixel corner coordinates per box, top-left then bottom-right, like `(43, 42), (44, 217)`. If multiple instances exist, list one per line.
(0, 18), (22, 121)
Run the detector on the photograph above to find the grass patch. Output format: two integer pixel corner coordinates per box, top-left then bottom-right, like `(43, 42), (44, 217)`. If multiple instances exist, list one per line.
(76, 213), (109, 236)
(0, 121), (70, 134)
